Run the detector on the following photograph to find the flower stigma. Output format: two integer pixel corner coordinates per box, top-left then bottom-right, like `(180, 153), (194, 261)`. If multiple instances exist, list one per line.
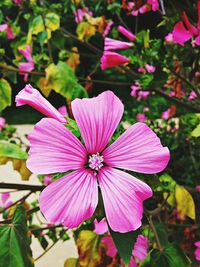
(88, 152), (104, 171)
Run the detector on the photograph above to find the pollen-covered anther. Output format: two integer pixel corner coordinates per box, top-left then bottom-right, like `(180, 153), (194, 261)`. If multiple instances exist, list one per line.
(88, 152), (104, 171)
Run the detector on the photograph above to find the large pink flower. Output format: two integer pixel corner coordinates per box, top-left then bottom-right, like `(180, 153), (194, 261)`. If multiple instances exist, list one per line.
(104, 37), (133, 51)
(26, 90), (170, 233)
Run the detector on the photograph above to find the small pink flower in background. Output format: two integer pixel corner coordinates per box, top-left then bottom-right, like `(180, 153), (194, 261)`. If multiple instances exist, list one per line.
(165, 33), (174, 44)
(136, 113), (147, 123)
(196, 185), (200, 192)
(169, 91), (175, 97)
(194, 241), (200, 261)
(188, 91), (197, 101)
(118, 25), (136, 41)
(94, 218), (108, 235)
(104, 37), (133, 51)
(145, 64), (156, 73)
(162, 105), (176, 120)
(102, 236), (117, 258)
(0, 192), (13, 209)
(74, 7), (93, 23)
(13, 0), (23, 5)
(0, 117), (6, 131)
(137, 91), (150, 101)
(101, 51), (129, 70)
(130, 83), (141, 97)
(43, 175), (53, 186)
(0, 23), (14, 40)
(132, 235), (148, 261)
(143, 107), (149, 113)
(15, 84), (67, 123)
(139, 5), (150, 14)
(147, 0), (159, 11)
(18, 45), (35, 81)
(131, 10), (138, 16)
(58, 105), (68, 117)
(25, 89), (169, 232)
(103, 20), (113, 37)
(138, 67), (146, 73)
(172, 1), (200, 46)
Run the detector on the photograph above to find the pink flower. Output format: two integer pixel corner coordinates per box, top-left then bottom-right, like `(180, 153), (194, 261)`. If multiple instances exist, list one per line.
(137, 91), (150, 101)
(143, 107), (149, 113)
(138, 67), (146, 73)
(58, 105), (68, 117)
(103, 20), (113, 37)
(26, 91), (170, 232)
(132, 235), (148, 261)
(104, 37), (133, 51)
(13, 0), (23, 5)
(172, 2), (200, 46)
(196, 185), (200, 192)
(194, 241), (200, 261)
(94, 218), (108, 235)
(43, 175), (53, 186)
(74, 7), (93, 23)
(118, 25), (136, 41)
(139, 5), (149, 14)
(147, 0), (159, 11)
(136, 113), (147, 123)
(102, 236), (117, 257)
(145, 64), (156, 73)
(18, 45), (35, 81)
(100, 51), (129, 70)
(130, 83), (141, 97)
(165, 33), (174, 44)
(0, 192), (13, 209)
(0, 23), (14, 39)
(188, 91), (197, 101)
(162, 106), (176, 120)
(15, 84), (67, 123)
(0, 117), (6, 131)
(131, 10), (139, 16)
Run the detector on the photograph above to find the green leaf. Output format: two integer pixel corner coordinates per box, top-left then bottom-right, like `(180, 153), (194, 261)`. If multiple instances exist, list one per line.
(0, 78), (12, 112)
(64, 258), (78, 267)
(0, 142), (28, 160)
(39, 61), (88, 101)
(191, 124), (200, 137)
(109, 228), (139, 266)
(150, 244), (191, 267)
(154, 223), (169, 247)
(0, 206), (34, 267)
(65, 117), (80, 138)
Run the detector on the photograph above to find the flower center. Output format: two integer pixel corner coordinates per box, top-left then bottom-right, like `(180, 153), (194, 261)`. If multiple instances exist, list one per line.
(88, 152), (104, 171)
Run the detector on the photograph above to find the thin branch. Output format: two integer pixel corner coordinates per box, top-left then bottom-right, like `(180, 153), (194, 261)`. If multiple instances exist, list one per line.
(147, 215), (163, 251)
(0, 183), (44, 191)
(153, 88), (200, 112)
(79, 77), (131, 86)
(34, 240), (58, 262)
(31, 224), (64, 233)
(1, 191), (32, 213)
(0, 63), (44, 76)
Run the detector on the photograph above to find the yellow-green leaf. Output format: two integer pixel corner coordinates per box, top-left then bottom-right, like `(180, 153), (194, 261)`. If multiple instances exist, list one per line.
(0, 78), (12, 112)
(175, 185), (195, 220)
(64, 258), (78, 267)
(191, 124), (200, 137)
(76, 21), (96, 41)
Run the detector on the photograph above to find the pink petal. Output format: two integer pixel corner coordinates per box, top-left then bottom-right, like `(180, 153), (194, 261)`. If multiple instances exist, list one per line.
(27, 118), (87, 174)
(6, 25), (15, 40)
(104, 37), (133, 51)
(71, 91), (124, 154)
(103, 122), (170, 174)
(39, 169), (98, 228)
(0, 117), (6, 130)
(103, 20), (113, 37)
(172, 21), (192, 46)
(98, 167), (152, 233)
(19, 45), (34, 62)
(182, 11), (198, 36)
(19, 62), (34, 73)
(118, 25), (136, 41)
(0, 24), (8, 32)
(100, 51), (129, 70)
(57, 105), (68, 116)
(1, 192), (10, 207)
(132, 234), (148, 261)
(102, 236), (117, 257)
(94, 218), (108, 235)
(195, 35), (200, 46)
(16, 84), (67, 123)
